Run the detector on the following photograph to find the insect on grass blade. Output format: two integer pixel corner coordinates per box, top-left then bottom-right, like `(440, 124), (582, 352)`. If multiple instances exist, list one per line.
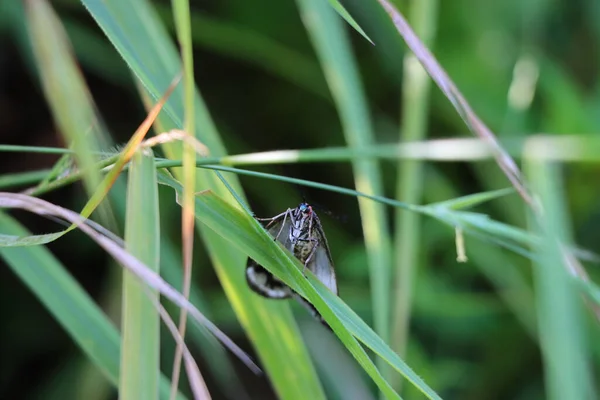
(246, 203), (337, 326)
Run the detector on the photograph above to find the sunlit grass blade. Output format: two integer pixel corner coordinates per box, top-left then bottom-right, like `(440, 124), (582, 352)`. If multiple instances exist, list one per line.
(6, 134), (600, 186)
(120, 149), (161, 400)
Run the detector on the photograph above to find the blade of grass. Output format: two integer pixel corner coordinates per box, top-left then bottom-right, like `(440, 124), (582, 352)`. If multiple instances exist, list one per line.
(5, 148), (597, 270)
(296, 0), (393, 357)
(525, 160), (595, 400)
(0, 169), (51, 189)
(25, 0), (116, 227)
(25, 0), (101, 192)
(428, 188), (515, 210)
(3, 157), (581, 269)
(120, 149), (161, 400)
(324, 0), (373, 44)
(392, 1), (439, 388)
(170, 0), (197, 396)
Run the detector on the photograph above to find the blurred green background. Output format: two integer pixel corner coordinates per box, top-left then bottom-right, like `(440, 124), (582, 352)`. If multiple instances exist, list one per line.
(1, 0), (599, 399)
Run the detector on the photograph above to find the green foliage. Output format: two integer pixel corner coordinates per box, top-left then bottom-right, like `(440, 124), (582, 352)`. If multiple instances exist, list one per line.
(1, 0), (599, 399)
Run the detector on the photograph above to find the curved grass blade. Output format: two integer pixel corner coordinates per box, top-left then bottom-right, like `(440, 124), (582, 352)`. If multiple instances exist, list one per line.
(157, 173), (442, 399)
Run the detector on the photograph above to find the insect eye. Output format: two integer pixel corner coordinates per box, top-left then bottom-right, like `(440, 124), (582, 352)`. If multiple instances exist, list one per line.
(299, 203), (308, 212)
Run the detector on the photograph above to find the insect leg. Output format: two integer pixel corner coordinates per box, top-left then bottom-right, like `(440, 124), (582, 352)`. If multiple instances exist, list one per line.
(255, 209), (291, 241)
(256, 209), (288, 224)
(273, 209), (292, 241)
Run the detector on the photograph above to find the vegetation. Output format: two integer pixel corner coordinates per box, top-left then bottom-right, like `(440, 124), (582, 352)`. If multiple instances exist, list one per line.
(0, 0), (599, 399)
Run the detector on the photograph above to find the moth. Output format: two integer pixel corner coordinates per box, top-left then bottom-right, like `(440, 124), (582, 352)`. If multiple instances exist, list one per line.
(245, 202), (337, 325)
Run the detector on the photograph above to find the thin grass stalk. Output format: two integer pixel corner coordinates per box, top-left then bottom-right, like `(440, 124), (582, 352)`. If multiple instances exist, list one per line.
(169, 0), (197, 397)
(391, 0), (438, 390)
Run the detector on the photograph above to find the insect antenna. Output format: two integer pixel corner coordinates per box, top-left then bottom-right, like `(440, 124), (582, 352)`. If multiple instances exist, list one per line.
(310, 201), (348, 224)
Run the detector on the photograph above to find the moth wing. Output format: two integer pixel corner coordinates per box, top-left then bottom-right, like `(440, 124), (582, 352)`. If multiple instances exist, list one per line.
(265, 214), (295, 251)
(306, 216), (338, 295)
(308, 246), (338, 295)
(246, 261), (292, 299)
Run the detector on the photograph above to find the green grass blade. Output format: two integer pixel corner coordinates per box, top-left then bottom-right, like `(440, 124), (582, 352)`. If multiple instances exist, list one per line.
(0, 169), (51, 190)
(296, 0), (393, 351)
(427, 188), (515, 210)
(392, 0), (439, 380)
(325, 0), (374, 44)
(120, 149), (161, 400)
(525, 160), (595, 400)
(25, 0), (113, 224)
(158, 172), (443, 399)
